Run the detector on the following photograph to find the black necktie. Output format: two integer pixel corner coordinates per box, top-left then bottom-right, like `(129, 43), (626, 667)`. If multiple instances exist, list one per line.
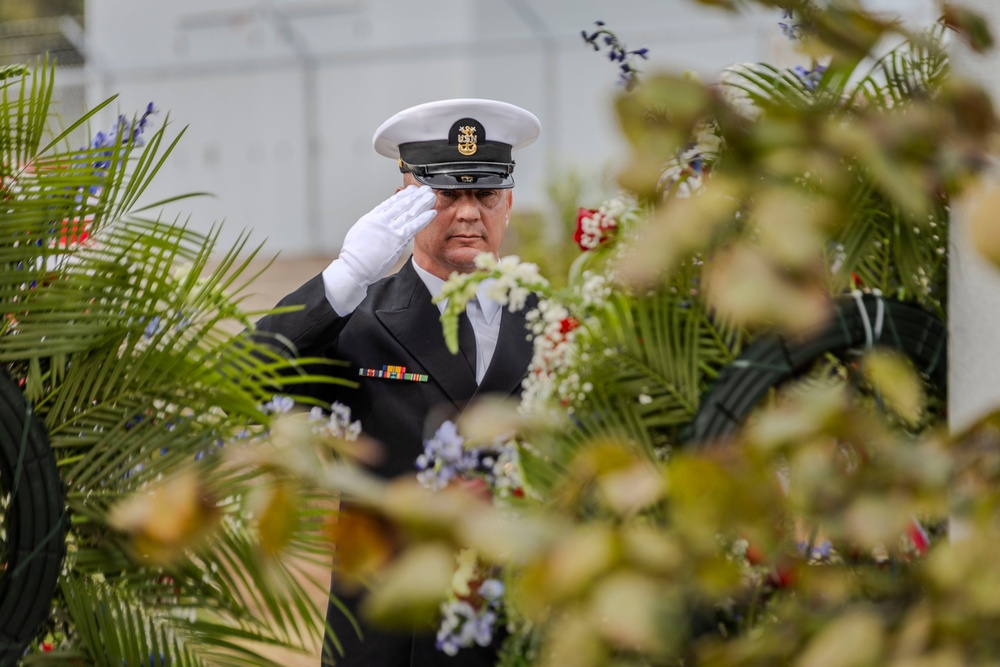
(457, 307), (477, 376)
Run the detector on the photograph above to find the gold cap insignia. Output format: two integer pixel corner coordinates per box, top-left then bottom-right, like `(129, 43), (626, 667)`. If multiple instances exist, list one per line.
(457, 125), (477, 156)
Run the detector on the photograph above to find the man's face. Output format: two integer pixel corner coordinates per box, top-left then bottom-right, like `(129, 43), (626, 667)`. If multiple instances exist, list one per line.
(405, 173), (512, 279)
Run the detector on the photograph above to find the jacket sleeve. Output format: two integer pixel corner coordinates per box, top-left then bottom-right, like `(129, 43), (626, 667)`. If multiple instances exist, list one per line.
(248, 273), (353, 359)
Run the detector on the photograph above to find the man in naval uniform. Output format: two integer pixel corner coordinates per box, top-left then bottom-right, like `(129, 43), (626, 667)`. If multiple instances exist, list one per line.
(251, 98), (541, 666)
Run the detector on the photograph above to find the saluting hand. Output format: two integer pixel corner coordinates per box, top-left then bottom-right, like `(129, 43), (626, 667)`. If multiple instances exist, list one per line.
(323, 185), (437, 315)
(340, 185), (437, 286)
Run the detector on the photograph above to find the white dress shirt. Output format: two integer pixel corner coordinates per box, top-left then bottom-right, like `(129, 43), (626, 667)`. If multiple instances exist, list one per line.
(412, 258), (501, 384)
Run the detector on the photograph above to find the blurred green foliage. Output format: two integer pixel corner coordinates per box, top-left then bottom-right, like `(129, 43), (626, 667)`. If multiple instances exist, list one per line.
(104, 2), (1000, 666)
(0, 0), (82, 22)
(291, 3), (1000, 664)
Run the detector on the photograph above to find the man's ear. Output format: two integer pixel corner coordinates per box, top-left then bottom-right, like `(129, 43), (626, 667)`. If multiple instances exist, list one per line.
(505, 190), (513, 226)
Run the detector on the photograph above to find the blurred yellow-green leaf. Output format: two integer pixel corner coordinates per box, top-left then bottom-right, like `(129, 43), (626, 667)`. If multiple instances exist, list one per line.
(545, 523), (619, 601)
(361, 543), (456, 629)
(794, 608), (885, 667)
(841, 494), (913, 550)
(107, 468), (220, 566)
(253, 478), (301, 556)
(538, 610), (607, 667)
(702, 242), (831, 332)
(753, 186), (835, 268)
(616, 175), (743, 286)
(588, 571), (673, 655)
(324, 505), (400, 592)
(967, 180), (1000, 272)
(861, 347), (927, 426)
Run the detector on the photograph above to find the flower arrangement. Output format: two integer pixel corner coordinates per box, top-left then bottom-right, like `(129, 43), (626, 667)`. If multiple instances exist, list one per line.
(294, 6), (1000, 665)
(68, 3), (1000, 666)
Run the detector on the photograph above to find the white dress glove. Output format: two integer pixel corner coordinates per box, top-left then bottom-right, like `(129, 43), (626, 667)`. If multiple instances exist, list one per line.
(323, 185), (437, 315)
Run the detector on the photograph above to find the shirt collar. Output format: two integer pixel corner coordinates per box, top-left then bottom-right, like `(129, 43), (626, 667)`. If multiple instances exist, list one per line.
(412, 257), (502, 325)
(412, 257), (448, 312)
(477, 278), (502, 325)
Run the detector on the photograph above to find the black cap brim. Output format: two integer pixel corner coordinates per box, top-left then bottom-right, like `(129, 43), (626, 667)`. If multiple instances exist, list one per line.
(402, 160), (515, 190)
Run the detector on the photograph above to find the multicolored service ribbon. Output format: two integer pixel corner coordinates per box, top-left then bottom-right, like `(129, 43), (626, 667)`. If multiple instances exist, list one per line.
(358, 365), (428, 382)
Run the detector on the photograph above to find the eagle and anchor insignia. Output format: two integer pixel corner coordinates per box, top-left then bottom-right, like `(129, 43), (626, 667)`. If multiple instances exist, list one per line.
(456, 124), (478, 156)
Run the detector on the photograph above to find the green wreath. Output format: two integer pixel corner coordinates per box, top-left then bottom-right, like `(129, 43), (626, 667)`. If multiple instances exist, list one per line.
(686, 293), (947, 446)
(0, 370), (65, 665)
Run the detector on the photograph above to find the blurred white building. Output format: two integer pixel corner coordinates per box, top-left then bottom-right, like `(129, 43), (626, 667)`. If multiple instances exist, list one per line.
(83, 0), (939, 257)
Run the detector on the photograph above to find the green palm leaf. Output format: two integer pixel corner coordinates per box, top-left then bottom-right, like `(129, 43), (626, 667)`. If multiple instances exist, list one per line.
(0, 61), (347, 664)
(568, 264), (744, 454)
(724, 62), (822, 112)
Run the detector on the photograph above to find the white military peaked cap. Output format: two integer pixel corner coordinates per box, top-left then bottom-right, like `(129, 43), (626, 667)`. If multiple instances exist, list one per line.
(372, 98), (541, 189)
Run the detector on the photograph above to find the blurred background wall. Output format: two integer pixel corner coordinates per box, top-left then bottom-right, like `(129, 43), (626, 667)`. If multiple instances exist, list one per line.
(35, 0), (939, 260)
(0, 0), (946, 257)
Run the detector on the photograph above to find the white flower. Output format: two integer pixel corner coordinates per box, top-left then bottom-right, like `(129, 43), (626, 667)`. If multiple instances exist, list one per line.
(580, 271), (612, 307)
(519, 298), (586, 415)
(309, 401), (362, 441)
(263, 395), (295, 414)
(601, 197), (630, 220)
(440, 254), (546, 318)
(485, 280), (511, 305)
(474, 253), (499, 271)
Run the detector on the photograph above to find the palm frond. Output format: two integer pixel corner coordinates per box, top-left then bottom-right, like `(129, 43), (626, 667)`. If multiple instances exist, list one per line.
(568, 266), (744, 454)
(851, 24), (949, 108)
(723, 62), (821, 112)
(0, 61), (344, 663)
(59, 573), (204, 667)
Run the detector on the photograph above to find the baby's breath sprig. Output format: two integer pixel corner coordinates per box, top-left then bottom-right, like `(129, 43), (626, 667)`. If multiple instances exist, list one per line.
(436, 254), (550, 355)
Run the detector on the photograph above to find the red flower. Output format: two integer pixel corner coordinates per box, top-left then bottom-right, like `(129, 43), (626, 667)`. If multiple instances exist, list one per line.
(559, 317), (579, 335)
(573, 208), (616, 251)
(573, 208), (598, 250)
(745, 542), (766, 566)
(907, 518), (930, 556)
(769, 561), (797, 588)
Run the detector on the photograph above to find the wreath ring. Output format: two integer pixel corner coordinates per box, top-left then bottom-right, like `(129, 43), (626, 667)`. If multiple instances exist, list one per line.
(0, 370), (66, 664)
(686, 293), (947, 447)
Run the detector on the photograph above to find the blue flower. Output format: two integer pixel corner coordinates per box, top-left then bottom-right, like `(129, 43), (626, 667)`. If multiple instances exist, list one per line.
(478, 578), (504, 602)
(78, 102), (157, 198)
(793, 64), (827, 91)
(797, 539), (833, 561)
(581, 21), (649, 91)
(778, 6), (813, 41)
(416, 421), (480, 490)
(470, 610), (496, 647)
(143, 315), (163, 339)
(435, 598), (499, 656)
(262, 395), (295, 415)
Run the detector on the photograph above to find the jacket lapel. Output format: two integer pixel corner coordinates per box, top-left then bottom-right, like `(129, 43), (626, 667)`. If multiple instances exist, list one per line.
(375, 262), (478, 407)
